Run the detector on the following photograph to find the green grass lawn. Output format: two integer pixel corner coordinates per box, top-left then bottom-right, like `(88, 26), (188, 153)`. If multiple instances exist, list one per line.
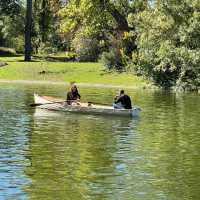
(0, 56), (149, 87)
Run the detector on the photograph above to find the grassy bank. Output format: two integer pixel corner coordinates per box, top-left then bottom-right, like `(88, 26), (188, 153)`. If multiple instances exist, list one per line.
(0, 56), (149, 88)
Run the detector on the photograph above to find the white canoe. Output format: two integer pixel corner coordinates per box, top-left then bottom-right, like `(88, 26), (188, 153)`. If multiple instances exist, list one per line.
(34, 94), (141, 117)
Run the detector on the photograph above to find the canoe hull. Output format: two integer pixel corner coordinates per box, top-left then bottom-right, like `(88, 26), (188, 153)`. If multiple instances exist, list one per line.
(34, 94), (141, 117)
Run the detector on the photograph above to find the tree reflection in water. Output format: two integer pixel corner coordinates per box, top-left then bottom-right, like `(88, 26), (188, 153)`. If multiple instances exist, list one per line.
(25, 109), (137, 200)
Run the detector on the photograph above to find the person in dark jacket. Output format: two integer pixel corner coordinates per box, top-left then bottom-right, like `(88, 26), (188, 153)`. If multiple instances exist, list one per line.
(113, 90), (132, 109)
(66, 84), (81, 105)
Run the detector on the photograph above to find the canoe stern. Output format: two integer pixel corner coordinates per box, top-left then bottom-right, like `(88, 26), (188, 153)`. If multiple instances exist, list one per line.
(131, 107), (142, 117)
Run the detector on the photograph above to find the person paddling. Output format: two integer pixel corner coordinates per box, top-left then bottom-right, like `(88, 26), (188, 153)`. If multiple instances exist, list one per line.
(113, 90), (132, 109)
(66, 83), (81, 105)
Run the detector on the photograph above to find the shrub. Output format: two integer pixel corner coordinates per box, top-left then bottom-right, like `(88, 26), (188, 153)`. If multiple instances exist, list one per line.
(11, 36), (24, 53)
(37, 43), (57, 55)
(72, 34), (99, 62)
(100, 49), (126, 71)
(175, 48), (200, 91)
(65, 51), (76, 60)
(135, 7), (200, 91)
(48, 51), (77, 61)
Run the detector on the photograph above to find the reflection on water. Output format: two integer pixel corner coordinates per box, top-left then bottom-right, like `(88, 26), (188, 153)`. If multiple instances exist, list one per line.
(0, 87), (31, 199)
(28, 109), (138, 200)
(0, 83), (200, 200)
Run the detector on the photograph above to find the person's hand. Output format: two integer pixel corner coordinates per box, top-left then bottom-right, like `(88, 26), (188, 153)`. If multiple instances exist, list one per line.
(115, 95), (119, 100)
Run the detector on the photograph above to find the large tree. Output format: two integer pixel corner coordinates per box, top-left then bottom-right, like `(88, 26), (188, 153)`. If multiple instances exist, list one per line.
(25, 0), (32, 61)
(59, 0), (148, 34)
(59, 0), (149, 59)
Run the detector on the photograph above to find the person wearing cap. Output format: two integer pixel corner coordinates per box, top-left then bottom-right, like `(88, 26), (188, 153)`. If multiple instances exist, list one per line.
(66, 84), (81, 105)
(113, 90), (132, 109)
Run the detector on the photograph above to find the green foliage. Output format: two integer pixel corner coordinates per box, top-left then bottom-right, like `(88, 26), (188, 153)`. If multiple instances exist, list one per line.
(0, 12), (24, 49)
(0, 0), (22, 16)
(0, 0), (24, 50)
(37, 42), (57, 55)
(32, 0), (63, 53)
(135, 2), (200, 90)
(59, 0), (140, 64)
(72, 33), (100, 61)
(175, 48), (200, 91)
(49, 51), (77, 61)
(59, 0), (111, 36)
(10, 36), (24, 53)
(100, 49), (126, 71)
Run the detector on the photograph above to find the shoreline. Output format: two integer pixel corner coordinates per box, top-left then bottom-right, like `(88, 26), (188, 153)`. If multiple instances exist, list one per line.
(0, 79), (152, 89)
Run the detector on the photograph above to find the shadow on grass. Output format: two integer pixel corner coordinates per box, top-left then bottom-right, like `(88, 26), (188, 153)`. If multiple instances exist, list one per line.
(0, 54), (22, 57)
(33, 55), (75, 62)
(18, 60), (41, 62)
(0, 54), (23, 62)
(99, 69), (125, 76)
(0, 59), (42, 63)
(1, 54), (75, 63)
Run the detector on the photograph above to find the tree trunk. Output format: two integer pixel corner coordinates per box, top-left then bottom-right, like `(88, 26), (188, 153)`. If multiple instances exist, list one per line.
(24, 0), (32, 61)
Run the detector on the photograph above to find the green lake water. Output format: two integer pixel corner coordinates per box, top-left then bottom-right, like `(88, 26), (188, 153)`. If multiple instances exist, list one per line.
(0, 83), (199, 200)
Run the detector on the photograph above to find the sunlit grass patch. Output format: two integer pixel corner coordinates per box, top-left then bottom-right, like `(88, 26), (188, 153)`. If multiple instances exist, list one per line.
(0, 56), (148, 87)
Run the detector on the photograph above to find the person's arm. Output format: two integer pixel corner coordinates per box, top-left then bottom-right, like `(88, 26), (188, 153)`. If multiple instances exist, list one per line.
(74, 89), (81, 100)
(115, 96), (121, 104)
(77, 92), (81, 99)
(67, 92), (73, 104)
(66, 92), (70, 100)
(66, 93), (70, 104)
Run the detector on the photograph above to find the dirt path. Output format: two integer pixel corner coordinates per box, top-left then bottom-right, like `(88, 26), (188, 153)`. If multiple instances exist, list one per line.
(0, 79), (149, 89)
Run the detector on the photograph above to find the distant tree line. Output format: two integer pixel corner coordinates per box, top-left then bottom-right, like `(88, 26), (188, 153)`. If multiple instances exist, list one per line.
(0, 0), (200, 91)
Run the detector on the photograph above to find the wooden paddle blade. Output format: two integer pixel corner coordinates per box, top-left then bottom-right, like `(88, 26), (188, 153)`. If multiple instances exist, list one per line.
(29, 103), (43, 107)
